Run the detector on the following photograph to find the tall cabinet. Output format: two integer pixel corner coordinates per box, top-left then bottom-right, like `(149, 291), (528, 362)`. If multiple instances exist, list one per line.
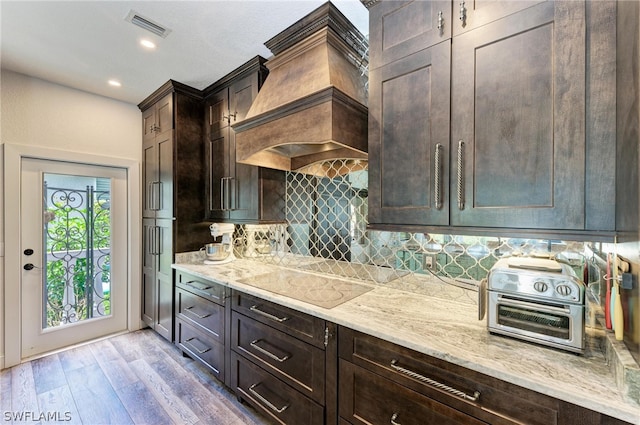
(204, 56), (285, 223)
(139, 80), (210, 341)
(367, 0), (636, 237)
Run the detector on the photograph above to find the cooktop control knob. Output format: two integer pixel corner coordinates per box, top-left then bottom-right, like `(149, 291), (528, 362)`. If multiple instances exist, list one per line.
(533, 280), (548, 293)
(556, 284), (573, 297)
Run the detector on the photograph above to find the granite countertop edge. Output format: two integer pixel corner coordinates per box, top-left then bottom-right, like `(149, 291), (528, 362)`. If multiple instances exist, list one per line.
(172, 260), (640, 424)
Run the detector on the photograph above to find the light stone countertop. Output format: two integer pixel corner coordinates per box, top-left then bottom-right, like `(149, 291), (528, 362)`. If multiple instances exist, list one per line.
(172, 258), (640, 424)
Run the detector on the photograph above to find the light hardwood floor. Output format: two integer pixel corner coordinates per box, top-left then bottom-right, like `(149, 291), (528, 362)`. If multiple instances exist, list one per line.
(0, 329), (270, 424)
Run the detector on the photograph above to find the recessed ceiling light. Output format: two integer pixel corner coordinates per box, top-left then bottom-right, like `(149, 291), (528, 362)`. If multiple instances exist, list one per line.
(108, 80), (122, 87)
(140, 39), (156, 49)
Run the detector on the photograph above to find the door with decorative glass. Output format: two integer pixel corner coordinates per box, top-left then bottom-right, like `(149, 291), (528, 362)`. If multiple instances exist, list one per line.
(21, 158), (128, 358)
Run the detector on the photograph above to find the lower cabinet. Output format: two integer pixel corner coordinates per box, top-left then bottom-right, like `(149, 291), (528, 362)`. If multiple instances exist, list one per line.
(174, 271), (227, 382)
(230, 290), (336, 425)
(338, 327), (632, 425)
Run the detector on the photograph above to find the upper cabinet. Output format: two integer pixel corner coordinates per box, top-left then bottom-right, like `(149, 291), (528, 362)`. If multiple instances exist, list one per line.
(203, 57), (286, 223)
(367, 0), (638, 238)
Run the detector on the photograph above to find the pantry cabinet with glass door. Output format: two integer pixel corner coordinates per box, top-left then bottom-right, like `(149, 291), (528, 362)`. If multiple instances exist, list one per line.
(367, 0), (602, 233)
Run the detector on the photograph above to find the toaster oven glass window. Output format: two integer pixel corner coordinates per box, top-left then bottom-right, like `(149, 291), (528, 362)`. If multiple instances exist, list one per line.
(497, 305), (570, 339)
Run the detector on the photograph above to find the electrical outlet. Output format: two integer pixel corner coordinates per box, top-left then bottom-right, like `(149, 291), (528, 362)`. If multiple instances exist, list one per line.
(424, 254), (437, 271)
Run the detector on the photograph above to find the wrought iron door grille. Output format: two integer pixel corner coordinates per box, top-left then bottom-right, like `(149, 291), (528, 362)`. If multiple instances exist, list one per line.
(43, 182), (111, 328)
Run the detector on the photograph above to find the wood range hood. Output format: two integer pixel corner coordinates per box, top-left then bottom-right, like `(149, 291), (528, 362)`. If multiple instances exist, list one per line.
(232, 2), (369, 173)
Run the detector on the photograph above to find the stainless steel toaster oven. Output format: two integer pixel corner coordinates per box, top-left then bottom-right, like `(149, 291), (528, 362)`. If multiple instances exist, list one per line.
(481, 257), (585, 354)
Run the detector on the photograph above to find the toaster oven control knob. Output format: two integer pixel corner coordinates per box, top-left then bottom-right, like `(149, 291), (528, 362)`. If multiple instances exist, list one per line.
(556, 284), (573, 297)
(533, 281), (548, 293)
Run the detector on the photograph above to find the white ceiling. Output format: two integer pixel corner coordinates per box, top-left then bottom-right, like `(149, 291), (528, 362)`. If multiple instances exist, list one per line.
(1, 1), (369, 105)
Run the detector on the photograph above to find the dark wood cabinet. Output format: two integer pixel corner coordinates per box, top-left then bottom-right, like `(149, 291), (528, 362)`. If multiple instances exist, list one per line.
(338, 327), (633, 425)
(174, 271), (227, 382)
(367, 0), (638, 237)
(450, 0), (585, 229)
(368, 0), (452, 71)
(230, 290), (337, 425)
(368, 41), (451, 227)
(204, 56), (285, 223)
(139, 80), (209, 341)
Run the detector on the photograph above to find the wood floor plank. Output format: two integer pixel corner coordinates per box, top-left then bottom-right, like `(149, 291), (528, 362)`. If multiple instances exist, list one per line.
(115, 380), (174, 425)
(31, 354), (66, 395)
(91, 340), (138, 390)
(65, 364), (133, 424)
(129, 358), (199, 425)
(109, 332), (150, 363)
(149, 354), (247, 425)
(10, 362), (39, 419)
(36, 385), (81, 424)
(58, 345), (97, 373)
(1, 368), (13, 424)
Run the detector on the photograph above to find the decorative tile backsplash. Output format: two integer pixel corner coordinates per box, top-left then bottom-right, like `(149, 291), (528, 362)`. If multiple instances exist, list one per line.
(234, 160), (589, 286)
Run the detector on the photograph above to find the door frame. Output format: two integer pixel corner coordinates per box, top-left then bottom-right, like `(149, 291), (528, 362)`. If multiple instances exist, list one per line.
(3, 143), (141, 368)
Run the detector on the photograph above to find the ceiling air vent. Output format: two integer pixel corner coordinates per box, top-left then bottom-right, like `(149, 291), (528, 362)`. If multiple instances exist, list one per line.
(125, 10), (172, 38)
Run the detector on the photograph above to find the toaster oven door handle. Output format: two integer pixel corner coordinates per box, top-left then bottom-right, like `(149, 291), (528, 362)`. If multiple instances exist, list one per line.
(478, 279), (487, 320)
(497, 295), (572, 314)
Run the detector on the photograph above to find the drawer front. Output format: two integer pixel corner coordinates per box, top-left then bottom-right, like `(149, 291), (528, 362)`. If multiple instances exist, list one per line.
(175, 288), (224, 341)
(231, 351), (324, 425)
(176, 271), (225, 305)
(231, 311), (325, 404)
(340, 361), (488, 425)
(232, 290), (325, 348)
(339, 327), (555, 425)
(175, 318), (225, 382)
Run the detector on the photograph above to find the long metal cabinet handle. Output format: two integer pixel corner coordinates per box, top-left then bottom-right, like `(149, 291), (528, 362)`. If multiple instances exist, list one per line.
(183, 281), (220, 300)
(457, 140), (465, 210)
(248, 383), (289, 413)
(391, 413), (401, 425)
(147, 225), (155, 255)
(184, 306), (212, 319)
(146, 182), (152, 210)
(155, 226), (162, 255)
(229, 177), (236, 210)
(250, 339), (290, 362)
(249, 305), (289, 323)
(434, 143), (443, 210)
(220, 178), (226, 210)
(183, 337), (211, 354)
(155, 181), (162, 211)
(390, 359), (480, 402)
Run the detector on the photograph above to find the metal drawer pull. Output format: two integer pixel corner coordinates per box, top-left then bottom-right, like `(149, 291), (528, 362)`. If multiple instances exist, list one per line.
(250, 339), (290, 363)
(437, 11), (444, 33)
(183, 281), (219, 299)
(457, 140), (465, 210)
(390, 359), (480, 402)
(248, 383), (289, 413)
(183, 337), (211, 355)
(249, 305), (289, 323)
(434, 143), (443, 210)
(184, 306), (211, 319)
(391, 413), (401, 425)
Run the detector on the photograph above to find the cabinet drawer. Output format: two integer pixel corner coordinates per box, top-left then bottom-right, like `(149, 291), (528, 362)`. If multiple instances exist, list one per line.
(232, 290), (325, 348)
(231, 311), (325, 404)
(175, 287), (224, 342)
(231, 351), (324, 425)
(340, 360), (488, 425)
(339, 327), (555, 425)
(176, 271), (225, 305)
(175, 318), (225, 382)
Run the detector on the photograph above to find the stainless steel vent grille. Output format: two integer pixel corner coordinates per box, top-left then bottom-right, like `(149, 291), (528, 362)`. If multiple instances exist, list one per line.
(125, 10), (172, 38)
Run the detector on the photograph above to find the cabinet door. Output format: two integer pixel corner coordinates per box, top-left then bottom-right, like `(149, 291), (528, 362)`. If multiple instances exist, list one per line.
(142, 218), (156, 327)
(368, 41), (451, 226)
(229, 74), (261, 220)
(156, 131), (174, 219)
(142, 140), (158, 218)
(207, 89), (229, 135)
(155, 218), (174, 341)
(369, 0), (452, 70)
(142, 107), (156, 144)
(155, 93), (174, 134)
(450, 1), (585, 229)
(207, 131), (231, 220)
(453, 0), (546, 36)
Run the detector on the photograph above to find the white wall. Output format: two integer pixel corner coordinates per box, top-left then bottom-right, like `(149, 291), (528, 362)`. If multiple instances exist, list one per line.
(0, 70), (141, 367)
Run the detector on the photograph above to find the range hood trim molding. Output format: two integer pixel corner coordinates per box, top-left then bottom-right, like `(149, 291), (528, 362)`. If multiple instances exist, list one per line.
(232, 86), (366, 133)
